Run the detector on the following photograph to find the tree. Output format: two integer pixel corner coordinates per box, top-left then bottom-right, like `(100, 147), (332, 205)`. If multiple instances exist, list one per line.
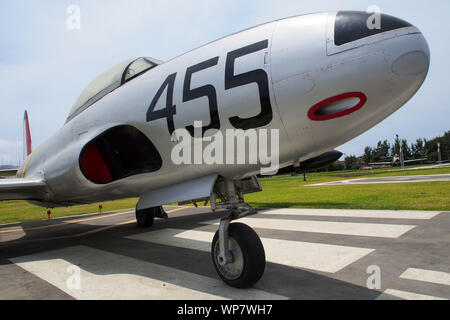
(391, 137), (411, 160)
(424, 131), (450, 161)
(362, 140), (390, 163)
(344, 155), (359, 170)
(411, 138), (425, 159)
(392, 136), (400, 158)
(401, 139), (411, 159)
(372, 140), (390, 162)
(363, 146), (373, 164)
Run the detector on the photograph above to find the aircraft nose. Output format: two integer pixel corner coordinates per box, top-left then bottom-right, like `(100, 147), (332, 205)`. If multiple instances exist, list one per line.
(382, 20), (430, 85)
(305, 11), (430, 153)
(333, 11), (430, 78)
(334, 11), (414, 46)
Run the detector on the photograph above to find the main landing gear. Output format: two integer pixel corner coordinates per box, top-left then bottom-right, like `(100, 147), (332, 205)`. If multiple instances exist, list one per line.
(135, 206), (167, 228)
(210, 178), (265, 288)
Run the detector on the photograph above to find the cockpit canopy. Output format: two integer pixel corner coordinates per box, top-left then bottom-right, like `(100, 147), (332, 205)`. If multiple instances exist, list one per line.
(67, 57), (162, 122)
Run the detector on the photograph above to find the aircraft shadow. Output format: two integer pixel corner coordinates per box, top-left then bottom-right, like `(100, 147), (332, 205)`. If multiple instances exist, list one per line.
(0, 210), (388, 300)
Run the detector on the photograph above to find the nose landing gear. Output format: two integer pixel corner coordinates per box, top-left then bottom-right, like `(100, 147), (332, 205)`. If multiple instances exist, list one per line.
(212, 221), (265, 288)
(135, 177), (266, 288)
(210, 178), (266, 288)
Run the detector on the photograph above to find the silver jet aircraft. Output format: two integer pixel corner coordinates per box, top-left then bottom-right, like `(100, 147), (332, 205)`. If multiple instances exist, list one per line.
(0, 11), (430, 288)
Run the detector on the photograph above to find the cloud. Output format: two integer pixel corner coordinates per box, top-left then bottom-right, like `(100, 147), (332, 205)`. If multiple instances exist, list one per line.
(0, 0), (259, 146)
(0, 139), (21, 164)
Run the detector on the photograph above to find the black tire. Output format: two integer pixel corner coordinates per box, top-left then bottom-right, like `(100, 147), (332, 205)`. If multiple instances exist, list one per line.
(135, 207), (155, 228)
(154, 206), (168, 219)
(211, 223), (265, 288)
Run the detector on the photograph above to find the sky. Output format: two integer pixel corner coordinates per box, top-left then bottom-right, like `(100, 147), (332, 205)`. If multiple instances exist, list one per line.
(0, 0), (449, 164)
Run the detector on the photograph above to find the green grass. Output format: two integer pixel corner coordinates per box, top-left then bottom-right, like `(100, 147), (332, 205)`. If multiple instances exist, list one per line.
(0, 166), (449, 225)
(0, 198), (139, 225)
(248, 178), (450, 211)
(325, 167), (450, 179)
(0, 171), (16, 177)
(246, 167), (450, 211)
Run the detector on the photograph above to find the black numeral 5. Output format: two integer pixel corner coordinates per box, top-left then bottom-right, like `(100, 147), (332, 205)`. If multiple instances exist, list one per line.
(183, 57), (220, 136)
(225, 40), (272, 130)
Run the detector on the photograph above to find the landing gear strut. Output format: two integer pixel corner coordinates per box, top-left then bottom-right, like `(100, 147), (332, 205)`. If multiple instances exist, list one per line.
(135, 206), (167, 228)
(210, 178), (265, 288)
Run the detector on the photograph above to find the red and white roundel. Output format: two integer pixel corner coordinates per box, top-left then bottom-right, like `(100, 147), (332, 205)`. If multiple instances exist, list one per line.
(308, 92), (367, 121)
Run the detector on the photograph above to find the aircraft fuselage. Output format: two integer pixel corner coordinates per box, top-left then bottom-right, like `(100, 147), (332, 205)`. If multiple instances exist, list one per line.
(16, 11), (430, 206)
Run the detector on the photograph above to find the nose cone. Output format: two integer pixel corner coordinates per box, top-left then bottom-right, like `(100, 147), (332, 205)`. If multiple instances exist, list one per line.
(331, 10), (430, 96)
(333, 11), (430, 79)
(310, 11), (430, 152)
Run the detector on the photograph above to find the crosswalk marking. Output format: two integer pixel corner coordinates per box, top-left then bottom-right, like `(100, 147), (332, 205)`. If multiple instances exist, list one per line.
(307, 174), (450, 186)
(377, 288), (447, 300)
(260, 208), (441, 220)
(5, 206), (447, 300)
(201, 218), (415, 238)
(10, 245), (286, 300)
(400, 268), (450, 286)
(127, 228), (374, 273)
(129, 229), (213, 252)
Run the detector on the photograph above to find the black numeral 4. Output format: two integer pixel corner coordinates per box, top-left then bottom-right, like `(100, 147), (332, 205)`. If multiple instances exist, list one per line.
(146, 73), (177, 135)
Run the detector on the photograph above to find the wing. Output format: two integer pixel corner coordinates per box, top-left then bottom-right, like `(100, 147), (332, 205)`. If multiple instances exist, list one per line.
(0, 177), (47, 201)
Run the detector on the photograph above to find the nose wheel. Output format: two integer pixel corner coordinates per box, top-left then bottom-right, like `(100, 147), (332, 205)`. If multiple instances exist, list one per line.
(211, 222), (265, 288)
(208, 178), (266, 288)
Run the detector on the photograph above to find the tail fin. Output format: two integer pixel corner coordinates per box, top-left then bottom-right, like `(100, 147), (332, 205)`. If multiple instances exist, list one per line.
(23, 110), (32, 160)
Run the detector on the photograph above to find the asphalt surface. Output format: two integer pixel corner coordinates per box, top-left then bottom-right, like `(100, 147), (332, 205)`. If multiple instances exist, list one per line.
(308, 174), (450, 186)
(0, 206), (449, 300)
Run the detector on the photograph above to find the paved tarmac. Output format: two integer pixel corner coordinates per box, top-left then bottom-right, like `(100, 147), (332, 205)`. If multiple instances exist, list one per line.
(307, 174), (450, 186)
(0, 206), (449, 300)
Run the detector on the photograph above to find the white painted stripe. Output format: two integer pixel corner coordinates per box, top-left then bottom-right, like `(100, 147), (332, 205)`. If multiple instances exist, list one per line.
(10, 245), (286, 300)
(0, 226), (25, 242)
(201, 218), (415, 238)
(127, 229), (374, 273)
(128, 229), (213, 252)
(0, 225), (25, 233)
(260, 208), (440, 220)
(307, 174), (450, 186)
(400, 268), (450, 286)
(377, 289), (447, 300)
